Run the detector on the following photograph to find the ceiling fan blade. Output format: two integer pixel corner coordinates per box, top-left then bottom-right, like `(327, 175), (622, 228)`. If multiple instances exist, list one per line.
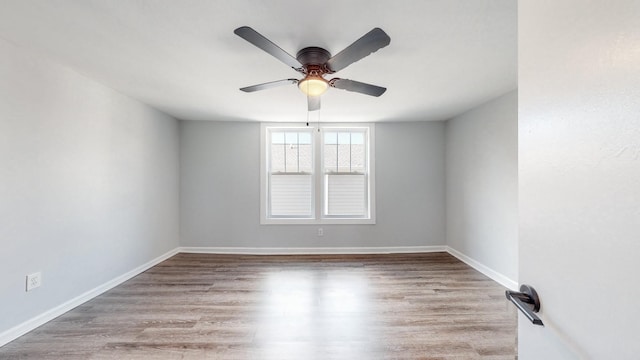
(240, 79), (298, 92)
(329, 78), (386, 97)
(234, 26), (303, 70)
(308, 96), (321, 111)
(326, 28), (390, 72)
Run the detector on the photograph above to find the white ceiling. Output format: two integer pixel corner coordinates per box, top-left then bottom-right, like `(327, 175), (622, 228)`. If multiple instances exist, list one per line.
(0, 0), (516, 122)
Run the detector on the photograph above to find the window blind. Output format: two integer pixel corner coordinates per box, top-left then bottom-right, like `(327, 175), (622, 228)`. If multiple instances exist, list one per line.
(325, 174), (366, 216)
(270, 174), (313, 217)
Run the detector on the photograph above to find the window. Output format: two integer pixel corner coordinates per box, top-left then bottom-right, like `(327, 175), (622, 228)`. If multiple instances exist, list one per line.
(268, 130), (314, 218)
(261, 124), (375, 224)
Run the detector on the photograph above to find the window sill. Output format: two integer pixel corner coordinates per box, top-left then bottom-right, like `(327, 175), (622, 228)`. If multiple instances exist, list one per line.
(260, 218), (376, 225)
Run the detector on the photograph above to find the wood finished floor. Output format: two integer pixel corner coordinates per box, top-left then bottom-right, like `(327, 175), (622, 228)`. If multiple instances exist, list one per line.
(0, 253), (517, 359)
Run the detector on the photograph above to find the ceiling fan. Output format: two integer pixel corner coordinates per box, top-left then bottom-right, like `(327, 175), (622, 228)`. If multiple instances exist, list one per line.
(234, 26), (391, 111)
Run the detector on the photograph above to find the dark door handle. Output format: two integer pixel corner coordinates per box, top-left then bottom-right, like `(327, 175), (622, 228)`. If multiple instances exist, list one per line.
(505, 284), (544, 326)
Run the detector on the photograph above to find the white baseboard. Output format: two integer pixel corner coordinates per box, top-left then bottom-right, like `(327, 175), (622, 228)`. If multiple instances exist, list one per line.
(179, 245), (448, 255)
(0, 248), (179, 348)
(445, 246), (518, 290)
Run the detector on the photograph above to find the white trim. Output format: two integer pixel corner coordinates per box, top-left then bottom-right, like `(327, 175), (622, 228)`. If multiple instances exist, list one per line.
(179, 246), (446, 255)
(259, 218), (377, 225)
(0, 248), (179, 347)
(445, 246), (518, 290)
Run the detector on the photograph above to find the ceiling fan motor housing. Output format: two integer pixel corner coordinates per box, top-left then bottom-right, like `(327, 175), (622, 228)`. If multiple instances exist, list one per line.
(296, 47), (333, 74)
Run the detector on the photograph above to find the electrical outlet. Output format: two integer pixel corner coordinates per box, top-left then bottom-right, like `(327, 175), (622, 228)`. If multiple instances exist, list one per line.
(26, 272), (42, 292)
(317, 228), (323, 236)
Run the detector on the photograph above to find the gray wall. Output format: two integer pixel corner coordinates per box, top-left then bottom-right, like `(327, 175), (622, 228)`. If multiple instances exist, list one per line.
(180, 121), (446, 249)
(0, 39), (180, 333)
(519, 1), (640, 358)
(445, 90), (518, 283)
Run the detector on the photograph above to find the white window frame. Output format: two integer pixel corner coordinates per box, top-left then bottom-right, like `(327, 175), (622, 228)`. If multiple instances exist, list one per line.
(260, 123), (376, 225)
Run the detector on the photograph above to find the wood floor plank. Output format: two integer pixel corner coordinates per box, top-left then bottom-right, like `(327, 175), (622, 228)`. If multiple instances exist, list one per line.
(0, 252), (516, 359)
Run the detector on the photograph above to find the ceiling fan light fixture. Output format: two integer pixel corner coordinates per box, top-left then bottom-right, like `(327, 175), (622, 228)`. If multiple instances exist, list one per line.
(298, 76), (328, 96)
